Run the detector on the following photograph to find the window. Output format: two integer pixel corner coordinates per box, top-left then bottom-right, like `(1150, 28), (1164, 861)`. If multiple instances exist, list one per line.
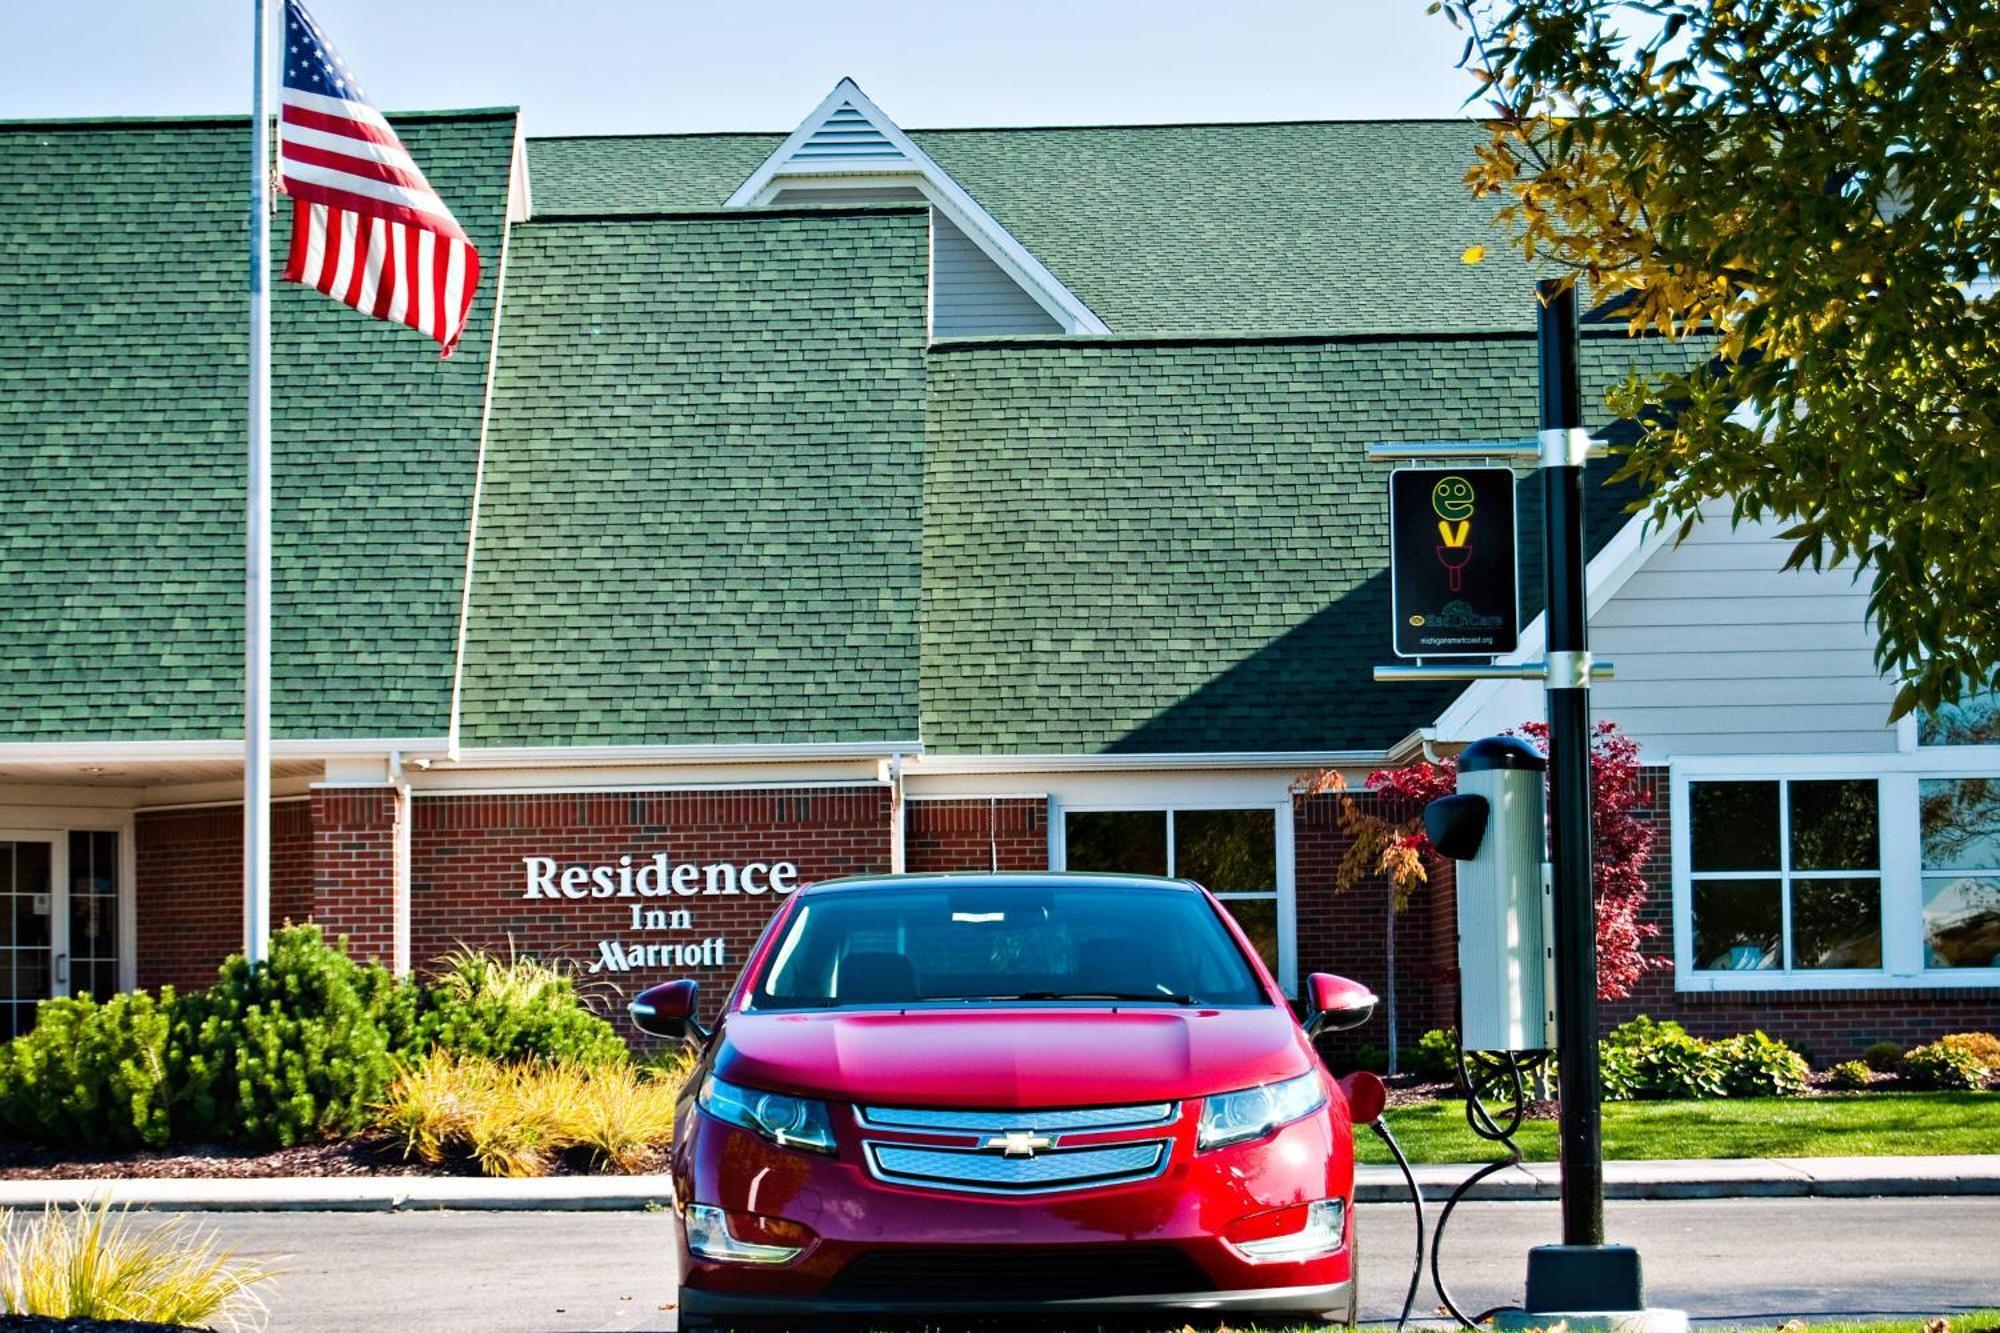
(1918, 689), (2000, 747)
(1919, 777), (2000, 969)
(1688, 779), (1882, 972)
(1676, 755), (2000, 990)
(1062, 807), (1284, 983)
(68, 831), (120, 1001)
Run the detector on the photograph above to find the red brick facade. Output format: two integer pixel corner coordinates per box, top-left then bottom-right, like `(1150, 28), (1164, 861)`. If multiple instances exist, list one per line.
(126, 772), (1999, 1058)
(1292, 791), (1460, 1060)
(904, 797), (1048, 872)
(408, 786), (893, 1020)
(310, 788), (398, 966)
(135, 798), (311, 991)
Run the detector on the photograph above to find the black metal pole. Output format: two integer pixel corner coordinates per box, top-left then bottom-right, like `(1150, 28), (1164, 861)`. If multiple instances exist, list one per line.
(1537, 279), (1603, 1249)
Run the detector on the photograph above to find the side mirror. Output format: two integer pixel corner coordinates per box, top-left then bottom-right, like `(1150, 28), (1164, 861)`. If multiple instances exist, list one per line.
(629, 979), (710, 1044)
(1304, 972), (1378, 1037)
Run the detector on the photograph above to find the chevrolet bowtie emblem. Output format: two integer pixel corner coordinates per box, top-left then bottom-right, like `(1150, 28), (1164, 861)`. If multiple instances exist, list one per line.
(984, 1131), (1054, 1158)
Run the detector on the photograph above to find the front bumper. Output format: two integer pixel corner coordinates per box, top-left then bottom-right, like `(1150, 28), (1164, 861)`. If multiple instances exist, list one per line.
(681, 1278), (1351, 1318)
(673, 1096), (1355, 1314)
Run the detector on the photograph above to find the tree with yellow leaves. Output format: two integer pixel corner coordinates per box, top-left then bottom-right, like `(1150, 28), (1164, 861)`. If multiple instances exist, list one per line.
(1439, 0), (1999, 718)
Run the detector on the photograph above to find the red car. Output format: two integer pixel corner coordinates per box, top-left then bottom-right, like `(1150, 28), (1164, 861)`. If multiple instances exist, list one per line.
(630, 872), (1380, 1328)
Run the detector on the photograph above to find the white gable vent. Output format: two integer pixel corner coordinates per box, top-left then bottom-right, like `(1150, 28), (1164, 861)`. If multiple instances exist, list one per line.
(793, 102), (908, 165)
(727, 79), (1110, 334)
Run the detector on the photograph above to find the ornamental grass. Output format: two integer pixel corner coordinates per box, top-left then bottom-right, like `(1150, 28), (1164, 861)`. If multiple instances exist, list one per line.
(379, 1049), (692, 1178)
(0, 1198), (279, 1330)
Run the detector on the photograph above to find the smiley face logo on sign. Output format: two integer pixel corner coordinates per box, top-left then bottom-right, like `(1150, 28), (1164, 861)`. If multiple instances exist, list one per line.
(1431, 475), (1476, 521)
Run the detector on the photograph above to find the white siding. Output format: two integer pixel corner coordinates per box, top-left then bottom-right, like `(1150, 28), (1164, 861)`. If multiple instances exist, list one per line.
(1587, 501), (1895, 755)
(767, 188), (1063, 337)
(930, 211), (1062, 336)
(1438, 501), (1899, 758)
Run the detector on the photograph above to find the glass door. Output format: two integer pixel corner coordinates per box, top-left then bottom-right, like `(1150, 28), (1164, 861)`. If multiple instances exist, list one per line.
(1, 837), (56, 1039)
(66, 831), (122, 1000)
(0, 832), (121, 1036)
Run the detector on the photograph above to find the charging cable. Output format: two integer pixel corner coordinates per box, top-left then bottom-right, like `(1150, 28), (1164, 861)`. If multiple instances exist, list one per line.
(1368, 1117), (1426, 1330)
(1427, 1047), (1543, 1329)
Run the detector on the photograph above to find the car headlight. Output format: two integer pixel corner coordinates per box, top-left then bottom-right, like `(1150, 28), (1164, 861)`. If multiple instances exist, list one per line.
(699, 1074), (837, 1155)
(1197, 1070), (1327, 1151)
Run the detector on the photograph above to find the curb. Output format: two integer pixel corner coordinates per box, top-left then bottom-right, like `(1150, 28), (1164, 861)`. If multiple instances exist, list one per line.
(0, 1175), (677, 1213)
(1354, 1154), (2000, 1204)
(1, 1156), (1994, 1212)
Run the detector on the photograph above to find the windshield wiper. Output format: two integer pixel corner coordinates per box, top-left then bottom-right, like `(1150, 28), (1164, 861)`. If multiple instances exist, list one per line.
(978, 990), (1202, 1007)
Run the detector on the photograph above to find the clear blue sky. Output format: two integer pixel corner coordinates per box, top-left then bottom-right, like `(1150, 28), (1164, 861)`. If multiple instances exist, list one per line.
(0, 1), (1479, 136)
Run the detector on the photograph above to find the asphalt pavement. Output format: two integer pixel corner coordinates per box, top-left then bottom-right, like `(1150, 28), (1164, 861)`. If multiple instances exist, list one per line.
(77, 1196), (2000, 1332)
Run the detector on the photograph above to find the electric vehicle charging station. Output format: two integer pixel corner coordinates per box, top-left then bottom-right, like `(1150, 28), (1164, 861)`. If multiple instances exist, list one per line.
(1417, 735), (1687, 1333)
(1363, 283), (1688, 1333)
(1427, 736), (1553, 1055)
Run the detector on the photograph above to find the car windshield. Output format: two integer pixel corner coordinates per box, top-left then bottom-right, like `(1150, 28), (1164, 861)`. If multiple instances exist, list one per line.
(749, 882), (1265, 1010)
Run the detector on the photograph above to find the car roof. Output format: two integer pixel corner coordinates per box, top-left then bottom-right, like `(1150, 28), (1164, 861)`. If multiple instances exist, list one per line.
(799, 871), (1202, 896)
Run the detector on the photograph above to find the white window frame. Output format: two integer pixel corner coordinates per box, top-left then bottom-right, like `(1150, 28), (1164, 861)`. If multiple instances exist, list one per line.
(1671, 751), (2000, 992)
(1049, 799), (1297, 996)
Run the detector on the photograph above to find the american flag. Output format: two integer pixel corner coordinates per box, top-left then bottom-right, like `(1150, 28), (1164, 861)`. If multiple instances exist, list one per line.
(277, 0), (479, 356)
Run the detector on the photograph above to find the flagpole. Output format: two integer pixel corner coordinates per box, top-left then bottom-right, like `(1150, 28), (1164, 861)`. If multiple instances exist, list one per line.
(245, 0), (274, 966)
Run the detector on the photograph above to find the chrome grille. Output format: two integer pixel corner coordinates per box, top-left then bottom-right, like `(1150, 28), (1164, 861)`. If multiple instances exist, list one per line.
(856, 1100), (1178, 1194)
(866, 1141), (1168, 1193)
(855, 1102), (1175, 1134)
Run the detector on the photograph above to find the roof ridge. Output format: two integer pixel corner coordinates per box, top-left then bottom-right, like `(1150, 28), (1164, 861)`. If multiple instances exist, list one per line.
(523, 116), (1486, 146)
(0, 106), (520, 131)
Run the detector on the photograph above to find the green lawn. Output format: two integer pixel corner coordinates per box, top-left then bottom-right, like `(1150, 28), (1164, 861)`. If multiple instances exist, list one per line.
(1355, 1092), (1999, 1165)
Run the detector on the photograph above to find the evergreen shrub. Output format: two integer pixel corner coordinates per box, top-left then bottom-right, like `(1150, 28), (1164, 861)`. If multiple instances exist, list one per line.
(0, 990), (175, 1148)
(167, 924), (416, 1147)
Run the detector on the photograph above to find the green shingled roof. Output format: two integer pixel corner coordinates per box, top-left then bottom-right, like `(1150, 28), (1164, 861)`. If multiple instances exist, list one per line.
(922, 332), (1706, 754)
(0, 111), (515, 741)
(526, 121), (1538, 336)
(4, 112), (1707, 758)
(456, 207), (930, 747)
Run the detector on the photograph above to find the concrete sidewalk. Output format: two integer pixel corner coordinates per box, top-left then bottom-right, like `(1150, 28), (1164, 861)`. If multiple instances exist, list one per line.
(0, 1155), (1994, 1212)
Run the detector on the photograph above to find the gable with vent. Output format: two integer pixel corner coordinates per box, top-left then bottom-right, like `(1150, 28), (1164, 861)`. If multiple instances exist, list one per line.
(727, 79), (1107, 336)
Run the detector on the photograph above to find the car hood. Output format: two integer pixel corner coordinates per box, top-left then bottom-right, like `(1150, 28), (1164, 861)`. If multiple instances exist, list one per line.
(711, 1006), (1315, 1108)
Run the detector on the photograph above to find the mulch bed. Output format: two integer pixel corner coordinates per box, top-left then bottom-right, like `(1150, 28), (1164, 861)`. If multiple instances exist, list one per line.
(0, 1312), (193, 1320)
(0, 1133), (442, 1181)
(0, 1133), (668, 1181)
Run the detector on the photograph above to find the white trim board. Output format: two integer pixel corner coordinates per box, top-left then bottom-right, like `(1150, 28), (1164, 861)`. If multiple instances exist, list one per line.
(725, 79), (1108, 335)
(0, 738), (449, 765)
(428, 741), (921, 770)
(906, 750), (1387, 775)
(447, 119), (522, 760)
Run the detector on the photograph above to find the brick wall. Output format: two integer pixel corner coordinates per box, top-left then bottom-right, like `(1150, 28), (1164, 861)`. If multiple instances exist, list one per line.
(135, 799), (311, 990)
(904, 797), (1048, 872)
(409, 786), (894, 1021)
(1293, 791), (1457, 1060)
(1604, 765), (2000, 1062)
(310, 788), (397, 965)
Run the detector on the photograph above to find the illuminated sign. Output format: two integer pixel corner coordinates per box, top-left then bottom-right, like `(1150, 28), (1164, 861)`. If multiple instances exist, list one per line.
(1389, 466), (1519, 658)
